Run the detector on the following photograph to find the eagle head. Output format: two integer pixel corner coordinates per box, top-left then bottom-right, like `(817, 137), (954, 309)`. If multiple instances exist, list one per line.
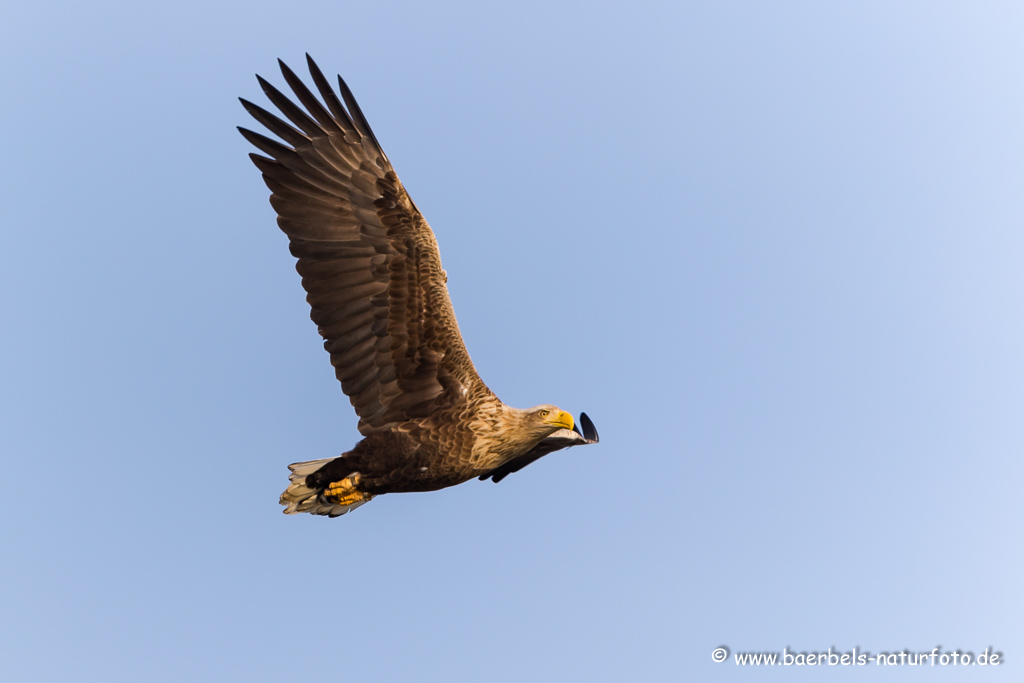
(529, 405), (574, 434)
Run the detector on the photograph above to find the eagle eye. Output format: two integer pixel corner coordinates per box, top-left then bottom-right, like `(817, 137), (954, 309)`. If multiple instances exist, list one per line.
(540, 410), (549, 417)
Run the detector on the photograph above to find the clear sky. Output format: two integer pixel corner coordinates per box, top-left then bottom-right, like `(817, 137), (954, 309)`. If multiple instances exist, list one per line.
(2, 1), (1021, 681)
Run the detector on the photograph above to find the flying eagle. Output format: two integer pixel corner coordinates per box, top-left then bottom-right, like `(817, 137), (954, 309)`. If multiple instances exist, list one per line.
(239, 56), (599, 517)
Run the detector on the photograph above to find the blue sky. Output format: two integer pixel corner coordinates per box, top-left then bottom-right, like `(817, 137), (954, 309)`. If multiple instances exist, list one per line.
(2, 1), (1021, 680)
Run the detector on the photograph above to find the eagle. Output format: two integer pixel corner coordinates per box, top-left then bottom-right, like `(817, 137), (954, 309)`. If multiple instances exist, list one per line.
(239, 56), (599, 517)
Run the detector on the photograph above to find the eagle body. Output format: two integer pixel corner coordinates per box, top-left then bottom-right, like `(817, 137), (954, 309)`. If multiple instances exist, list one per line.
(240, 56), (598, 517)
(307, 399), (566, 495)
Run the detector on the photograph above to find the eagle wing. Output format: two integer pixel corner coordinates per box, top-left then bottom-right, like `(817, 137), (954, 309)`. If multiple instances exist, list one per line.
(480, 413), (600, 483)
(239, 56), (487, 434)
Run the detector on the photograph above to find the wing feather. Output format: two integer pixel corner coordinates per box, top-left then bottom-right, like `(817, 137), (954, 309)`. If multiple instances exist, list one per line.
(305, 55), (357, 135)
(241, 56), (489, 434)
(277, 59), (342, 134)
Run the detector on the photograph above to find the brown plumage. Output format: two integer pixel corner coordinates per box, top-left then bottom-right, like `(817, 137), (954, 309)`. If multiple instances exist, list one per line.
(239, 56), (598, 517)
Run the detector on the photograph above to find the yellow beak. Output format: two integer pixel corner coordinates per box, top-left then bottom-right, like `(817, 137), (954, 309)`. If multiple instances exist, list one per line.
(545, 410), (574, 431)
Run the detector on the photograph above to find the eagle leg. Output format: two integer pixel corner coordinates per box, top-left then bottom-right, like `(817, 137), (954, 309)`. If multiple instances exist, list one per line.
(323, 474), (372, 507)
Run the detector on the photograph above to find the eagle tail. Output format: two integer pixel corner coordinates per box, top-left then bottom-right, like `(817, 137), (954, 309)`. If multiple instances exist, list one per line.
(279, 458), (372, 518)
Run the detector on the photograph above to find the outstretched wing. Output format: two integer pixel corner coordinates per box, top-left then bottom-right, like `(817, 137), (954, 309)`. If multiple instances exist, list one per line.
(480, 413), (600, 483)
(239, 56), (487, 434)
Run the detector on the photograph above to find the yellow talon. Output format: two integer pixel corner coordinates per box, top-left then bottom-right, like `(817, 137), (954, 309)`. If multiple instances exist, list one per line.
(326, 491), (369, 506)
(326, 480), (354, 494)
(323, 474), (370, 506)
